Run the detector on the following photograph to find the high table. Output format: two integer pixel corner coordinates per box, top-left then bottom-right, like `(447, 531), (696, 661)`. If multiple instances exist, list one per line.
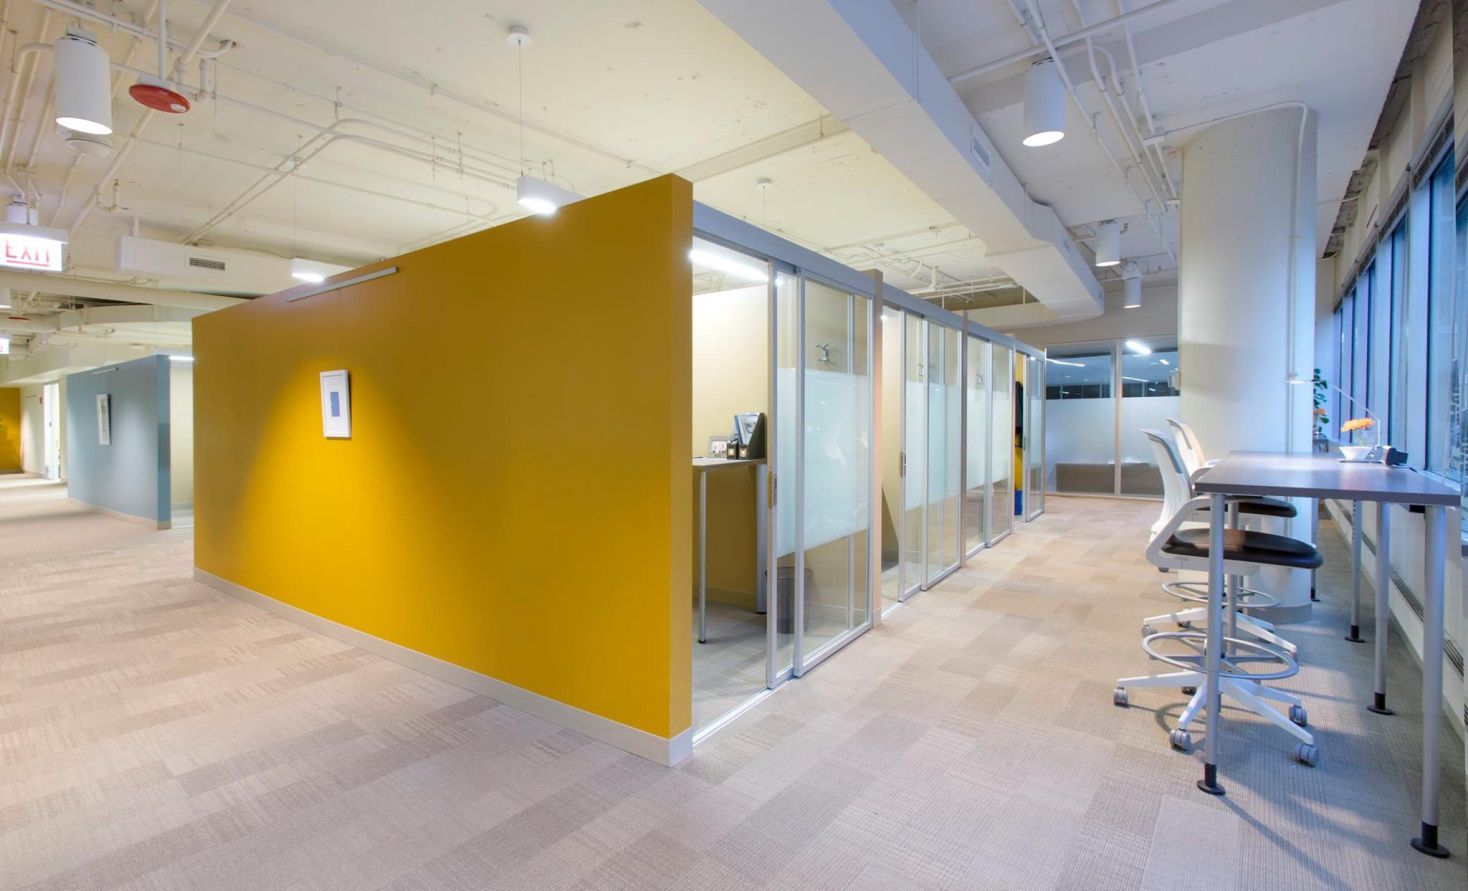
(1194, 451), (1459, 858)
(692, 457), (767, 644)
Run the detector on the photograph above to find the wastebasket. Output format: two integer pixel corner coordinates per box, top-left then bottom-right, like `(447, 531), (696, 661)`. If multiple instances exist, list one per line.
(768, 566), (813, 634)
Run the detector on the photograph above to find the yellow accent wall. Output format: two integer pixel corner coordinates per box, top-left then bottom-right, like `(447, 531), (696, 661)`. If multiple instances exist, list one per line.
(193, 176), (693, 740)
(0, 387), (20, 471)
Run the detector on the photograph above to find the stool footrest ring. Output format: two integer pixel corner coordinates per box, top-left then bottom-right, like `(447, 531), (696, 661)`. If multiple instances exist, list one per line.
(1140, 630), (1299, 681)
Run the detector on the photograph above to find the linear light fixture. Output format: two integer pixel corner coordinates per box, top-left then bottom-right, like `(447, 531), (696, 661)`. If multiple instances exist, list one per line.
(167, 354), (194, 363)
(1124, 339), (1152, 355)
(1046, 357), (1084, 367)
(689, 247), (767, 283)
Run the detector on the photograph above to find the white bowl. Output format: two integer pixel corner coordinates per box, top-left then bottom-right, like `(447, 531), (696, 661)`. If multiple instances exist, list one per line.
(1339, 445), (1372, 462)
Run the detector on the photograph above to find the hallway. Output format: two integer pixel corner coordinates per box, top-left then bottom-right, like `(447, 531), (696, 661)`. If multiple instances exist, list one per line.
(1, 479), (1463, 889)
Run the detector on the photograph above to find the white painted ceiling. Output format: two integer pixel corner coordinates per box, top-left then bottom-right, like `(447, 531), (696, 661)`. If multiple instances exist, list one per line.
(0, 0), (1420, 369)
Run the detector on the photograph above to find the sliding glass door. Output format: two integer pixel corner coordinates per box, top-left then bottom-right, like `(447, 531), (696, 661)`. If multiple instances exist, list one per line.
(963, 335), (990, 557)
(925, 323), (962, 582)
(988, 342), (1014, 543)
(1024, 353), (1045, 519)
(794, 275), (873, 673)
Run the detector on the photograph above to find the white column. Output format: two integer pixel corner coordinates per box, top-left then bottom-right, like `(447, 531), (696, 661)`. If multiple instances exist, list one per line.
(1179, 106), (1317, 613)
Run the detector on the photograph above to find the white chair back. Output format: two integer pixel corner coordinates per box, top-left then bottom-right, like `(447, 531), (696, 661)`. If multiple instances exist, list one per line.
(1145, 428), (1193, 536)
(1169, 417), (1208, 467)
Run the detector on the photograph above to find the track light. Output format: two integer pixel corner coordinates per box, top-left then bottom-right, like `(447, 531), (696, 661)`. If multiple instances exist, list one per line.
(54, 29), (113, 136)
(516, 174), (582, 217)
(1121, 263), (1142, 309)
(1022, 58), (1065, 147)
(1093, 220), (1121, 267)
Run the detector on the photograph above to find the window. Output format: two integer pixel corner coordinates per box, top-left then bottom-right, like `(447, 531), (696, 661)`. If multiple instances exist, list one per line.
(1387, 223), (1408, 446)
(1426, 157), (1458, 474)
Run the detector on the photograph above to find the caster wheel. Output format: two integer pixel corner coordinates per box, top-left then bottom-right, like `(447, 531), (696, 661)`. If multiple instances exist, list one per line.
(1181, 686), (1197, 695)
(1113, 687), (1129, 707)
(1289, 705), (1308, 727)
(1177, 621), (1193, 630)
(1296, 743), (1319, 767)
(1141, 624), (1157, 637)
(1169, 729), (1193, 753)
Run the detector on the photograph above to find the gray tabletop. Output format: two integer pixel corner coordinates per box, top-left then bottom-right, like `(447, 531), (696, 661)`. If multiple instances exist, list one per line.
(1194, 451), (1460, 505)
(692, 457), (766, 469)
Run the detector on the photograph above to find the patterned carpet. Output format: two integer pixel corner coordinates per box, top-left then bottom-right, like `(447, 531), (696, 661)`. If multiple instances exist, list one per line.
(1, 476), (1463, 889)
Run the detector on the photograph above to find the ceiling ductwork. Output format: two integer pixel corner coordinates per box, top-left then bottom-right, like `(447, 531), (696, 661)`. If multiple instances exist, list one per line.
(698, 0), (1102, 322)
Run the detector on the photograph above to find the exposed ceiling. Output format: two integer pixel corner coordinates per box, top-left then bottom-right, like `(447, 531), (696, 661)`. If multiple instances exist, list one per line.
(0, 0), (1421, 377)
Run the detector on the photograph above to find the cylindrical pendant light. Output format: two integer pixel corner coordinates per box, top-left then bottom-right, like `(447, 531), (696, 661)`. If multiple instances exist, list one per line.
(1093, 220), (1121, 267)
(1122, 263), (1142, 308)
(1022, 58), (1065, 147)
(55, 29), (113, 136)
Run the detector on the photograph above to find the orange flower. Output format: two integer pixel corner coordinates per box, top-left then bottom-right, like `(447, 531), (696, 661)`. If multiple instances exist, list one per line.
(1341, 417), (1375, 434)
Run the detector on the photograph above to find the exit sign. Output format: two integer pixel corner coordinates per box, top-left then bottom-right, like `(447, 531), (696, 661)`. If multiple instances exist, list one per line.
(0, 233), (64, 271)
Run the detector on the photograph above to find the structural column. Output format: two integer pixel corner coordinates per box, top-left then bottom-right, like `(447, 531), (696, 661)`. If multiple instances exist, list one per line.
(1178, 106), (1317, 614)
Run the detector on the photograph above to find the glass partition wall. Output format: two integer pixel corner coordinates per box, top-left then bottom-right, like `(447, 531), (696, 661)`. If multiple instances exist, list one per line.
(988, 341), (1014, 543)
(1043, 337), (1178, 498)
(879, 310), (962, 609)
(963, 335), (990, 558)
(1022, 352), (1046, 519)
(689, 209), (1045, 737)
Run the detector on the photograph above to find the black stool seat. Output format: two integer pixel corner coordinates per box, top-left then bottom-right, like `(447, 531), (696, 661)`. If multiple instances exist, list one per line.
(1198, 496), (1298, 518)
(1165, 528), (1323, 570)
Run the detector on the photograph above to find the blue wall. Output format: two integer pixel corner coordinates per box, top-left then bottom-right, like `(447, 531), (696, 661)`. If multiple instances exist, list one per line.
(66, 356), (170, 526)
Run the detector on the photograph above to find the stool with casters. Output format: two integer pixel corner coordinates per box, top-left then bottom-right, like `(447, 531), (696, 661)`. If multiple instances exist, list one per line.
(1114, 430), (1324, 765)
(1141, 430), (1300, 656)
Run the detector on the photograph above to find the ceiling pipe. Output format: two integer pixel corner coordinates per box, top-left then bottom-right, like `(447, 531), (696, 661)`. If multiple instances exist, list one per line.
(1015, 0), (1175, 262)
(66, 0), (233, 238)
(0, 269), (244, 311)
(948, 0), (1185, 85)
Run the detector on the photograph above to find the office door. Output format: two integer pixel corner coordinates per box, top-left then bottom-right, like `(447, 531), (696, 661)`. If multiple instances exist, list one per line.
(924, 322), (961, 584)
(793, 275), (873, 675)
(1025, 353), (1045, 520)
(42, 381), (60, 480)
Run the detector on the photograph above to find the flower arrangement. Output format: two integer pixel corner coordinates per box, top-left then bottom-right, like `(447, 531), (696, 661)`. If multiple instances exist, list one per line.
(1341, 416), (1378, 446)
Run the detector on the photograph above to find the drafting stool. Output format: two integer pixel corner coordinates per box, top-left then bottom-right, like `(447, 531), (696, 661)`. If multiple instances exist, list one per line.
(1114, 443), (1324, 764)
(1140, 431), (1300, 656)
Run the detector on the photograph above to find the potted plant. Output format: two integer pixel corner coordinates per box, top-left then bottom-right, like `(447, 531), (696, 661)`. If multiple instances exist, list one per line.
(1311, 369), (1329, 452)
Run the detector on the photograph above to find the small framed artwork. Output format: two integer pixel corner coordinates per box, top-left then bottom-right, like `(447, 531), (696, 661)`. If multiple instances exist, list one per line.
(708, 437), (729, 458)
(96, 394), (110, 445)
(320, 370), (351, 439)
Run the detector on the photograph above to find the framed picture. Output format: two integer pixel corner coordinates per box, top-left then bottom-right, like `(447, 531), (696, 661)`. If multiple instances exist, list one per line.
(320, 370), (351, 438)
(708, 437), (729, 458)
(96, 394), (110, 445)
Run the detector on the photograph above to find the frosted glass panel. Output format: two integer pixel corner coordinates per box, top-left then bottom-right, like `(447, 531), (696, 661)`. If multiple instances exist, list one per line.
(926, 324), (961, 579)
(800, 278), (871, 661)
(1120, 341), (1179, 496)
(879, 309), (904, 611)
(964, 336), (989, 555)
(989, 343), (1012, 541)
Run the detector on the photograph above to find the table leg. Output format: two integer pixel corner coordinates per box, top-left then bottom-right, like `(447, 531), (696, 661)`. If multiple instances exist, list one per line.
(1410, 504), (1449, 858)
(698, 470), (708, 645)
(1226, 502), (1240, 656)
(1368, 501), (1393, 715)
(1346, 500), (1364, 642)
(1199, 492), (1226, 796)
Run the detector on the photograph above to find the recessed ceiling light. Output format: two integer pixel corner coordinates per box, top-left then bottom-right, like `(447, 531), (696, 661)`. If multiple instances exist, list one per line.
(1124, 339), (1152, 355)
